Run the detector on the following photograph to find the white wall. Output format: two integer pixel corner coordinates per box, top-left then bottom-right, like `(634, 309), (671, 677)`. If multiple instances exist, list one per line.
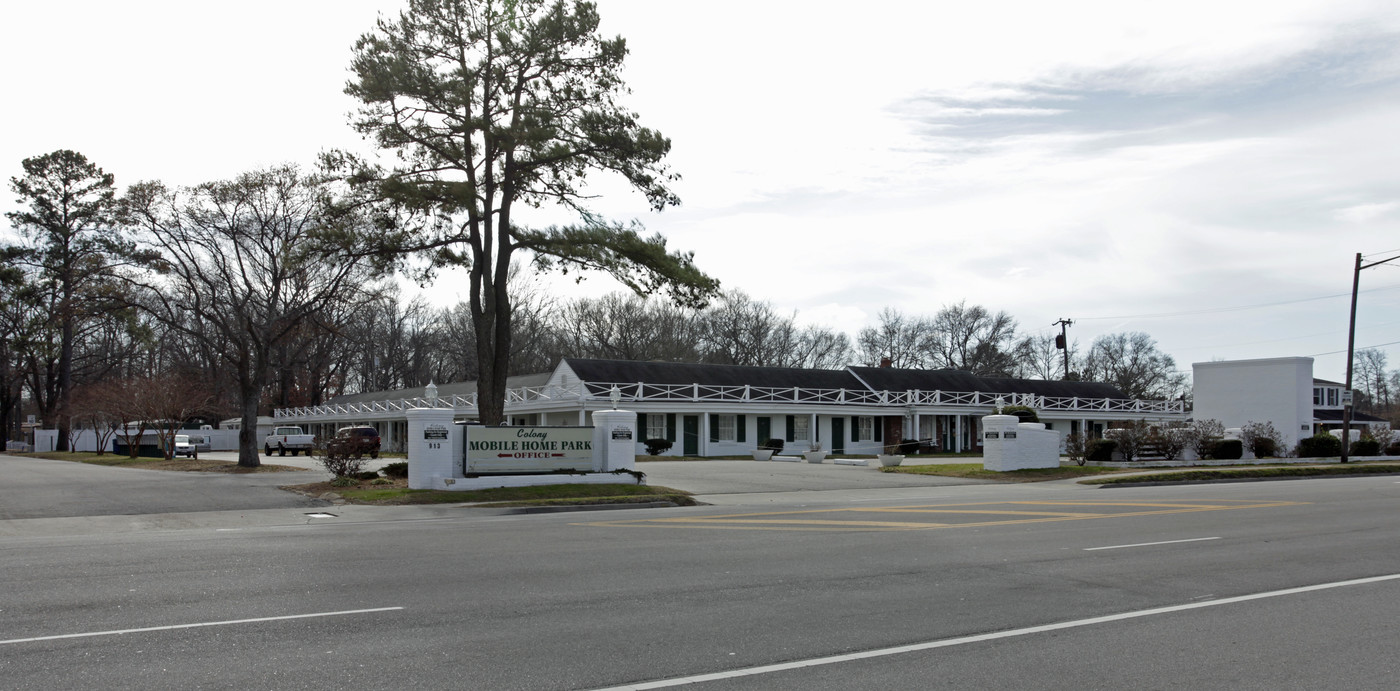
(1193, 357), (1313, 453)
(29, 428), (242, 452)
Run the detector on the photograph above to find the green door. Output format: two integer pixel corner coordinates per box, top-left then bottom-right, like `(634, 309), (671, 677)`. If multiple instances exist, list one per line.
(683, 415), (700, 455)
(831, 417), (845, 454)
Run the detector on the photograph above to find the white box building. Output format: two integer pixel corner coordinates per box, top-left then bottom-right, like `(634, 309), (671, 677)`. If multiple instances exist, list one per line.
(1192, 357), (1315, 452)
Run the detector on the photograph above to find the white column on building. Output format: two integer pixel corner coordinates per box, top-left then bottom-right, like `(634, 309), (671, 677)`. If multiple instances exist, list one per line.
(954, 415), (963, 453)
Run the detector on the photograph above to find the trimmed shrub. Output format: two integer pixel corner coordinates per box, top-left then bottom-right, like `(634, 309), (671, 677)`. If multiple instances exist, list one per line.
(1251, 437), (1278, 458)
(1351, 439), (1381, 457)
(382, 461), (409, 479)
(759, 438), (785, 452)
(1240, 421), (1284, 458)
(644, 438), (673, 456)
(1087, 439), (1118, 463)
(1387, 442), (1400, 457)
(353, 470), (380, 481)
(1296, 434), (1341, 458)
(316, 437), (369, 478)
(1188, 419), (1225, 459)
(1212, 439), (1244, 460)
(1064, 433), (1088, 466)
(1000, 405), (1039, 423)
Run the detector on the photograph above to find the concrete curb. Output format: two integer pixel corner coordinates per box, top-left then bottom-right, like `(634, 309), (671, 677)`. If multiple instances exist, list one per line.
(497, 501), (681, 515)
(1094, 471), (1400, 488)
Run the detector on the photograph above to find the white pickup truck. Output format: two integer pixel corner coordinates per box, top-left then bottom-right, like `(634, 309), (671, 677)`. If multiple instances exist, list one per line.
(264, 426), (316, 457)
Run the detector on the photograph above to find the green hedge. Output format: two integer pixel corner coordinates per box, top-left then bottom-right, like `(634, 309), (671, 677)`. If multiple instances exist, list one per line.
(1296, 434), (1341, 458)
(1000, 405), (1039, 423)
(1087, 439), (1117, 462)
(1212, 439), (1243, 460)
(1351, 439), (1381, 457)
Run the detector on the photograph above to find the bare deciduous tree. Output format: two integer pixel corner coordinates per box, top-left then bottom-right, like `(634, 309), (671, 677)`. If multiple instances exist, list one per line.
(126, 165), (377, 467)
(1083, 332), (1188, 400)
(926, 301), (1023, 376)
(856, 308), (930, 368)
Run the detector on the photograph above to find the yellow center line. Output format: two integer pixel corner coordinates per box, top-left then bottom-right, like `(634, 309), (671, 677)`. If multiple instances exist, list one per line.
(860, 508), (1104, 518)
(578, 500), (1310, 532)
(673, 518), (950, 528)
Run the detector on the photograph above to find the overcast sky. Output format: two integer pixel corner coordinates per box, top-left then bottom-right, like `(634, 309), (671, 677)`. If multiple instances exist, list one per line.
(4, 0), (1398, 384)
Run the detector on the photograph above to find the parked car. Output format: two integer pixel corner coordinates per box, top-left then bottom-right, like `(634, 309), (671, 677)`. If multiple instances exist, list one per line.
(174, 434), (197, 458)
(186, 434), (212, 452)
(336, 425), (381, 459)
(264, 426), (315, 457)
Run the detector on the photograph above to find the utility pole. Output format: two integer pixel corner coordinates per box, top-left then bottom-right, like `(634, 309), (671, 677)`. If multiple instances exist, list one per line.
(1053, 318), (1074, 379)
(1341, 251), (1400, 463)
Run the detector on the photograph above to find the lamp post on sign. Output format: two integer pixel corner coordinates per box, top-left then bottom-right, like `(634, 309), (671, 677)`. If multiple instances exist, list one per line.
(610, 385), (622, 410)
(1340, 251), (1400, 463)
(425, 381), (438, 407)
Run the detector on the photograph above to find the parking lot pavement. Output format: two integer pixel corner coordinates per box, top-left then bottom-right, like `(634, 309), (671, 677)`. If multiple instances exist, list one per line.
(0, 454), (328, 520)
(194, 451), (398, 474)
(637, 459), (992, 496)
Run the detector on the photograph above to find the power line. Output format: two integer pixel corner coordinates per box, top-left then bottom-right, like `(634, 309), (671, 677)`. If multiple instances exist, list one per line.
(1076, 283), (1400, 321)
(1306, 339), (1400, 357)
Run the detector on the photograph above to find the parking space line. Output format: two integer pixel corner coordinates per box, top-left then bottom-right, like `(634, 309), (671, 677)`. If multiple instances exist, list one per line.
(0, 607), (404, 646)
(590, 573), (1400, 690)
(1085, 537), (1222, 551)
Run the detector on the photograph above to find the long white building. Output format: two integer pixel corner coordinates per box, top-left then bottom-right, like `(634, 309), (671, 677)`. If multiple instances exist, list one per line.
(274, 359), (1187, 456)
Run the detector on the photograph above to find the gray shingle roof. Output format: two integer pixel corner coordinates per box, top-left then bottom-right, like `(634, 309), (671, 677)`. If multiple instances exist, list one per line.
(849, 366), (1131, 399)
(324, 372), (551, 405)
(564, 358), (864, 390)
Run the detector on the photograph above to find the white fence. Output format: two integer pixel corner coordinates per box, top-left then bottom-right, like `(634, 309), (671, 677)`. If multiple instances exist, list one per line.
(274, 380), (1185, 420)
(29, 428), (241, 453)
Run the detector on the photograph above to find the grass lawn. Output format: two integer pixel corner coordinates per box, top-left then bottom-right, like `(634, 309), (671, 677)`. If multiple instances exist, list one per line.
(1080, 463), (1400, 485)
(8, 451), (302, 473)
(884, 459), (1400, 485)
(281, 478), (697, 507)
(881, 462), (1129, 483)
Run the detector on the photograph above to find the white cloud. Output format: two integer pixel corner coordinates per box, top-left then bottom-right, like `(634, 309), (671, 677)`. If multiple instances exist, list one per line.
(1335, 202), (1400, 223)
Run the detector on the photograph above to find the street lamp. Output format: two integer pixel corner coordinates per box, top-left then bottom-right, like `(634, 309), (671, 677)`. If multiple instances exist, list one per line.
(1340, 251), (1400, 463)
(609, 385), (622, 410)
(425, 381), (439, 408)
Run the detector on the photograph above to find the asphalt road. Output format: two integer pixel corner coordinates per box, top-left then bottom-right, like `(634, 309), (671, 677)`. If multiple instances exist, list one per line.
(3, 456), (1400, 689)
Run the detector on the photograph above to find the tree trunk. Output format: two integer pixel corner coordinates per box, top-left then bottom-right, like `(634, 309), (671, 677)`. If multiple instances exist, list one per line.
(57, 313), (73, 452)
(237, 383), (262, 468)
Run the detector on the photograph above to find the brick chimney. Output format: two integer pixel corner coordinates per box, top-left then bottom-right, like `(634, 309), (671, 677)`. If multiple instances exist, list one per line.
(880, 357), (892, 368)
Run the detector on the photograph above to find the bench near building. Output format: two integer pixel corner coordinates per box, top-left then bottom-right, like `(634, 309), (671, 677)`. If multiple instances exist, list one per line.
(274, 358), (1186, 456)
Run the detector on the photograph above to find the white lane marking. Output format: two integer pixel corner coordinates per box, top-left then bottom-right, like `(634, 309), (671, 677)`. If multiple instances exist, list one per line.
(0, 606), (404, 646)
(1084, 536), (1221, 551)
(591, 573), (1400, 690)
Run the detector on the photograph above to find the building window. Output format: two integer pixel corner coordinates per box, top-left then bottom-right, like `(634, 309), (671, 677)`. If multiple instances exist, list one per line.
(717, 414), (737, 442)
(1326, 388), (1339, 407)
(647, 414), (666, 440)
(857, 416), (874, 441)
(1313, 388), (1323, 406)
(792, 416), (810, 441)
